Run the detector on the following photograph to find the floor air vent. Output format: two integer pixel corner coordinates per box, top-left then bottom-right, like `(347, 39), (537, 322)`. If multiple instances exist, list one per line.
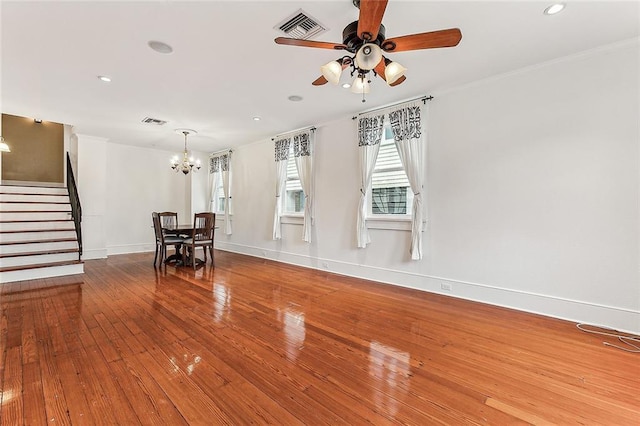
(275, 9), (327, 40)
(141, 117), (167, 125)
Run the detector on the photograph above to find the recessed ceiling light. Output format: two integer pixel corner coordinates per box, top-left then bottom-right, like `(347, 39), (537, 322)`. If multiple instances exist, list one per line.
(288, 95), (303, 102)
(252, 116), (261, 121)
(544, 3), (565, 15)
(97, 75), (111, 82)
(342, 83), (351, 89)
(148, 40), (173, 54)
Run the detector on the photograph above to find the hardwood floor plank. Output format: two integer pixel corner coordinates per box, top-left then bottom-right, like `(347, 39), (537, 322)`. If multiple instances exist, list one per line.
(22, 358), (48, 425)
(72, 344), (142, 425)
(110, 357), (188, 426)
(176, 337), (305, 425)
(1, 347), (23, 425)
(54, 348), (100, 425)
(132, 349), (234, 425)
(2, 251), (638, 424)
(37, 337), (72, 425)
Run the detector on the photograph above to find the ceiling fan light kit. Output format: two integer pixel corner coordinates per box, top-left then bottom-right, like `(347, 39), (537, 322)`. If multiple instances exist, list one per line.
(320, 59), (344, 85)
(275, 0), (462, 101)
(350, 74), (370, 94)
(355, 43), (383, 70)
(384, 59), (406, 85)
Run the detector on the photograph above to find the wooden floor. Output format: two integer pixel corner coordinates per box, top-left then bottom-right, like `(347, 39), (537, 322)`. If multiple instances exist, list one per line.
(0, 251), (638, 425)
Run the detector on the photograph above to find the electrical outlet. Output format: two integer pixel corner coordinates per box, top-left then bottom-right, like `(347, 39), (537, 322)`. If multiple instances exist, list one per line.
(261, 250), (267, 257)
(441, 282), (452, 291)
(322, 262), (329, 270)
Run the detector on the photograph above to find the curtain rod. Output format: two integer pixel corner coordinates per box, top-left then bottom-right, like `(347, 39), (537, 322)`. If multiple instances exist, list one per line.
(272, 126), (316, 141)
(209, 148), (233, 157)
(351, 95), (433, 120)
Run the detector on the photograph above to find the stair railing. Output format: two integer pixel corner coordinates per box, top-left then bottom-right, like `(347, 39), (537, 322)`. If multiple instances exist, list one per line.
(66, 153), (82, 260)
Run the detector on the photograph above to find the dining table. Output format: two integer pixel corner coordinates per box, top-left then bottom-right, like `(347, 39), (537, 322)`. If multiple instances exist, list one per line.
(162, 223), (217, 266)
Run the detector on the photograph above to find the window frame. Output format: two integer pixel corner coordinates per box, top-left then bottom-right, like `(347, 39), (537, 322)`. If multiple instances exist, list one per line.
(367, 119), (413, 224)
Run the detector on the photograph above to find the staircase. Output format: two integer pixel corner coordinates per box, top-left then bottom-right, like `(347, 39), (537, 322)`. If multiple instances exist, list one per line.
(0, 184), (84, 283)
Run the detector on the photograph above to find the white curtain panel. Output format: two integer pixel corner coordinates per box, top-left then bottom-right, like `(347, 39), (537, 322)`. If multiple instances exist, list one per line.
(356, 114), (385, 248)
(273, 138), (290, 240)
(220, 153), (232, 235)
(293, 131), (314, 242)
(389, 101), (425, 260)
(208, 156), (221, 213)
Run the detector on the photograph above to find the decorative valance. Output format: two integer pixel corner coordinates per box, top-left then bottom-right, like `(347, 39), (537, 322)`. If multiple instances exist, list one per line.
(389, 105), (422, 142)
(209, 150), (231, 173)
(293, 132), (311, 157)
(358, 115), (385, 146)
(274, 138), (291, 162)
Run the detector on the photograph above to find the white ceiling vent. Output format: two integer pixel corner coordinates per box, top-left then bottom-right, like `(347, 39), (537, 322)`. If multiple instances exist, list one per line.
(275, 9), (327, 40)
(141, 117), (167, 126)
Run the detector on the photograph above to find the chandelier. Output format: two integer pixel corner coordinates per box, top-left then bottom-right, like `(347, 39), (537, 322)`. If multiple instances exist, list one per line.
(320, 43), (405, 103)
(171, 129), (201, 174)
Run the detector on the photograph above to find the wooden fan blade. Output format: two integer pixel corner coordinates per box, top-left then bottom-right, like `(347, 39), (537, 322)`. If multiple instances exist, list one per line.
(374, 58), (387, 82)
(357, 0), (388, 41)
(275, 37), (346, 50)
(312, 76), (328, 86)
(381, 28), (462, 52)
(389, 75), (406, 86)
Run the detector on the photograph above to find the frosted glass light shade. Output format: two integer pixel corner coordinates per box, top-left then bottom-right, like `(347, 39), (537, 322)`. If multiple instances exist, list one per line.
(384, 61), (407, 85)
(0, 137), (10, 153)
(355, 43), (382, 71)
(320, 60), (343, 85)
(350, 75), (370, 94)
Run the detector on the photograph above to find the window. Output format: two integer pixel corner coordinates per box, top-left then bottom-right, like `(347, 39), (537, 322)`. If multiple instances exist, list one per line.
(370, 123), (413, 215)
(209, 170), (225, 214)
(284, 145), (305, 214)
(215, 173), (225, 213)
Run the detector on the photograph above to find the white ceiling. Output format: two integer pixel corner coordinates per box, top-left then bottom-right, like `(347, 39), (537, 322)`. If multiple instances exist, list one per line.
(1, 1), (638, 153)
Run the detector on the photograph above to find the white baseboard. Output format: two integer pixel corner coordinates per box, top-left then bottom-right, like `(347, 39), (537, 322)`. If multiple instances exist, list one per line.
(107, 243), (154, 256)
(215, 241), (640, 334)
(82, 248), (108, 260)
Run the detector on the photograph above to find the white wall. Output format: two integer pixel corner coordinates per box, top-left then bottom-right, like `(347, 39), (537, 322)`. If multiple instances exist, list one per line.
(105, 143), (204, 255)
(213, 41), (639, 333)
(77, 134), (108, 259)
(78, 141), (203, 258)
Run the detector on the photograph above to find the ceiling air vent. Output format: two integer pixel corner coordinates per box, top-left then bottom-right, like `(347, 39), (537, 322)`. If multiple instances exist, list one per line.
(275, 9), (327, 40)
(141, 117), (167, 126)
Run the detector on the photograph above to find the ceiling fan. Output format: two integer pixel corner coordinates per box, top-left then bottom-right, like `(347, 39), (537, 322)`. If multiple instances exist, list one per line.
(275, 0), (462, 100)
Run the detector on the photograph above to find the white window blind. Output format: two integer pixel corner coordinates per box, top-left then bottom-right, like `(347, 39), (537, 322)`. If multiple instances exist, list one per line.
(285, 145), (304, 213)
(371, 124), (413, 215)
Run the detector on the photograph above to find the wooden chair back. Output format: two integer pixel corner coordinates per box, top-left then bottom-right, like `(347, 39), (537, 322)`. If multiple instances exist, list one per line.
(152, 212), (163, 243)
(158, 212), (178, 231)
(192, 212), (215, 243)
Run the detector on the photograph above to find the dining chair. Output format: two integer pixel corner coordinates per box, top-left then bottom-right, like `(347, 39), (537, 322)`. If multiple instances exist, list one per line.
(152, 212), (185, 267)
(182, 212), (215, 269)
